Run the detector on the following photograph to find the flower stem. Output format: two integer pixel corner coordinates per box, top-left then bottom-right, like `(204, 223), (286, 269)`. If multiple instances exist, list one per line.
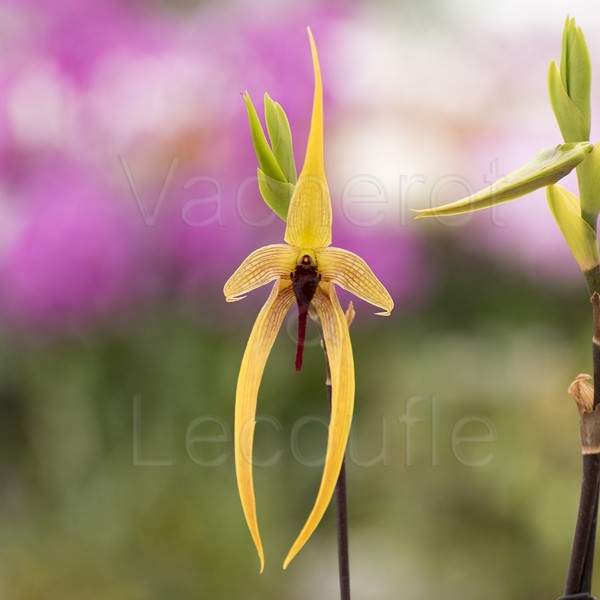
(562, 454), (600, 597)
(334, 457), (351, 600)
(321, 333), (351, 600)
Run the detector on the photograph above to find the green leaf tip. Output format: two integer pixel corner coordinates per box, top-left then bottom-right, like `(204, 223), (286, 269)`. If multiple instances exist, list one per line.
(549, 16), (591, 142)
(244, 92), (298, 221)
(414, 142), (592, 219)
(244, 92), (286, 183)
(264, 94), (297, 185)
(547, 183), (600, 271)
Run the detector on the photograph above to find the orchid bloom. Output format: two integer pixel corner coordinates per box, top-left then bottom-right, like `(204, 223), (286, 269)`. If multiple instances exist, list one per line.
(224, 29), (393, 571)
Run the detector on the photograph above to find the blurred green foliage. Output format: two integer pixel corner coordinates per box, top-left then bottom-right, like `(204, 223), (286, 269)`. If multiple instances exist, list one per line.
(0, 246), (595, 598)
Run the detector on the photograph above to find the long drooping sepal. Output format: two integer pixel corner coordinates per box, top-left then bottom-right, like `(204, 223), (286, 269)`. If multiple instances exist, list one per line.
(284, 282), (354, 569)
(284, 28), (332, 249)
(414, 142), (592, 218)
(547, 184), (600, 272)
(224, 244), (297, 302)
(317, 247), (394, 316)
(235, 280), (296, 572)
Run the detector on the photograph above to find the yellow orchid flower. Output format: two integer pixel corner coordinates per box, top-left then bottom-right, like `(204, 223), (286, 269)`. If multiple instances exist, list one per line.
(224, 28), (393, 572)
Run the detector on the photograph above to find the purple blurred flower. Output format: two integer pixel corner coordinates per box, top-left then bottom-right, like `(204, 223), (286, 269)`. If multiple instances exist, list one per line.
(0, 1), (433, 331)
(0, 165), (142, 330)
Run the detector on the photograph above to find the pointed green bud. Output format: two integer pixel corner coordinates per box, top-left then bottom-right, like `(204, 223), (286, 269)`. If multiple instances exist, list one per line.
(548, 16), (591, 142)
(414, 142), (592, 218)
(257, 169), (295, 221)
(264, 94), (297, 185)
(244, 92), (298, 221)
(244, 92), (287, 183)
(547, 183), (600, 271)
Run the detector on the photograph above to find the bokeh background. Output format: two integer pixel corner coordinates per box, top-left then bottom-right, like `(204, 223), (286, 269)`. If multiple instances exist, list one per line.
(1, 0), (600, 597)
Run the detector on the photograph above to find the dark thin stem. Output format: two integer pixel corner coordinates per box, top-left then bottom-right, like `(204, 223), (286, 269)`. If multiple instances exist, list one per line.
(564, 454), (600, 595)
(581, 498), (599, 594)
(584, 267), (600, 303)
(592, 292), (600, 411)
(595, 342), (600, 411)
(335, 457), (351, 599)
(561, 292), (600, 599)
(322, 333), (351, 600)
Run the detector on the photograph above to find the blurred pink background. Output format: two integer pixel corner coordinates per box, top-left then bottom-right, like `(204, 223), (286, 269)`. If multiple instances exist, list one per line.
(0, 0), (598, 329)
(2, 3), (600, 599)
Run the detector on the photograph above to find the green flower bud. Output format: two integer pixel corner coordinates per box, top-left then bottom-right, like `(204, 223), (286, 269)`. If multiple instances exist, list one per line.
(264, 94), (297, 185)
(244, 92), (298, 221)
(548, 16), (591, 142)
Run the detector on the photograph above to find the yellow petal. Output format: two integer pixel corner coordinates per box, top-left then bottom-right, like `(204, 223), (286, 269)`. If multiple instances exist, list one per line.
(284, 282), (354, 569)
(284, 28), (332, 249)
(224, 244), (297, 302)
(317, 246), (394, 316)
(235, 279), (295, 573)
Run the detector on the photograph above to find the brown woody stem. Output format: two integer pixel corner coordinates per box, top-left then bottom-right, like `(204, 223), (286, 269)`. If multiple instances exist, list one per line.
(562, 292), (600, 599)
